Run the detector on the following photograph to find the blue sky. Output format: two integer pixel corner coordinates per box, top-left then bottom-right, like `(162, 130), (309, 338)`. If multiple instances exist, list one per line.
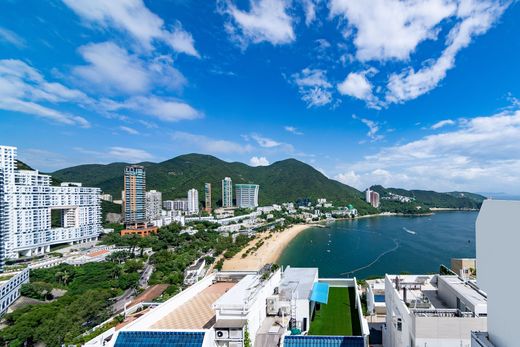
(1, 0), (520, 193)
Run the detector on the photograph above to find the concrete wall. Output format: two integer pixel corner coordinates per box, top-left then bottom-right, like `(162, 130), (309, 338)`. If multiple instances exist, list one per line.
(476, 200), (520, 347)
(414, 316), (487, 346)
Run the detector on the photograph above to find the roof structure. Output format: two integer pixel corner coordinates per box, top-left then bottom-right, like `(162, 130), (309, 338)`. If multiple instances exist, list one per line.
(283, 335), (365, 347)
(114, 331), (205, 347)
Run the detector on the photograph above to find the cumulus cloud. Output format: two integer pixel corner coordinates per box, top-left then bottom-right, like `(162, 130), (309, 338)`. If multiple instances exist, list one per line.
(73, 42), (186, 95)
(431, 119), (455, 129)
(249, 156), (270, 166)
(328, 0), (510, 107)
(219, 0), (295, 47)
(172, 131), (254, 154)
(385, 0), (509, 103)
(0, 59), (90, 127)
(62, 0), (199, 57)
(336, 109), (520, 193)
(291, 68), (333, 107)
(329, 0), (457, 61)
(337, 70), (376, 105)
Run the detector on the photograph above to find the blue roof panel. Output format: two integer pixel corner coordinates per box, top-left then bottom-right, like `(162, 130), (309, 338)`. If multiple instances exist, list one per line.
(310, 282), (330, 304)
(284, 336), (364, 347)
(114, 331), (205, 347)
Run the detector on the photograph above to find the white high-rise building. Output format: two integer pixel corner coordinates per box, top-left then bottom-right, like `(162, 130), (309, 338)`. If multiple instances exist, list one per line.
(187, 188), (199, 215)
(145, 190), (162, 221)
(222, 177), (233, 208)
(0, 146), (101, 269)
(471, 200), (519, 347)
(235, 184), (259, 208)
(366, 188), (372, 203)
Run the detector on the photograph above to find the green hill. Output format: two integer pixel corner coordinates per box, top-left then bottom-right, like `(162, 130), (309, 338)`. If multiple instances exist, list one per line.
(370, 185), (485, 211)
(52, 154), (377, 215)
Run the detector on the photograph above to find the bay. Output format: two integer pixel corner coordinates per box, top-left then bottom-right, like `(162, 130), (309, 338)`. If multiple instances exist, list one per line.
(278, 211), (478, 279)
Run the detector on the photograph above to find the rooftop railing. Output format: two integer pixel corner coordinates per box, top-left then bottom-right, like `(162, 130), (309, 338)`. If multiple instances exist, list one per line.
(412, 308), (475, 318)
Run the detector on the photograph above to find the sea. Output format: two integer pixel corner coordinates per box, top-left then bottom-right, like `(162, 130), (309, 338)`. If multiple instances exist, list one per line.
(278, 211), (478, 279)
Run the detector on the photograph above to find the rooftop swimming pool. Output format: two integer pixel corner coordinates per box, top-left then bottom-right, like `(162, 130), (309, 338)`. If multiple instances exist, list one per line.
(374, 294), (385, 303)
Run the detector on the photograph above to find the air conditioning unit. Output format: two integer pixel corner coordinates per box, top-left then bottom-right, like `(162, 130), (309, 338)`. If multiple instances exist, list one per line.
(229, 342), (241, 347)
(215, 329), (229, 339)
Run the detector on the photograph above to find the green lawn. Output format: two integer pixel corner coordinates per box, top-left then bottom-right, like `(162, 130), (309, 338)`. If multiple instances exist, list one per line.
(308, 287), (362, 336)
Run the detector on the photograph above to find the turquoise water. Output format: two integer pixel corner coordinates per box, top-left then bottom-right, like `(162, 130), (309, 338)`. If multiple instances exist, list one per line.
(278, 211), (477, 279)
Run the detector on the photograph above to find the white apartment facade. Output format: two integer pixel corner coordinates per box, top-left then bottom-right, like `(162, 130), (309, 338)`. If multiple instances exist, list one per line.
(235, 184), (259, 209)
(384, 274), (487, 347)
(471, 200), (519, 347)
(222, 177), (233, 208)
(0, 146), (101, 267)
(145, 190), (162, 221)
(188, 188), (199, 214)
(0, 268), (29, 314)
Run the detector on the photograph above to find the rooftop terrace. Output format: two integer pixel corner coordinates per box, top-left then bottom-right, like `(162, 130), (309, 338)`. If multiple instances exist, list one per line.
(151, 282), (235, 329)
(309, 287), (362, 336)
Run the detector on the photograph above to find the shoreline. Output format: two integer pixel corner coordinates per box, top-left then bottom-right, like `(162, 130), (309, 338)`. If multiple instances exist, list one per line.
(222, 223), (313, 271)
(222, 209), (477, 271)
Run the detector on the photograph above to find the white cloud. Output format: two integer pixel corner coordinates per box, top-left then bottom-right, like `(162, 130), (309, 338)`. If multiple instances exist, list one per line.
(251, 133), (282, 148)
(385, 0), (508, 103)
(0, 27), (26, 48)
(302, 0), (317, 26)
(101, 96), (202, 122)
(62, 0), (199, 57)
(329, 0), (457, 61)
(119, 125), (139, 135)
(285, 126), (304, 135)
(431, 119), (455, 129)
(292, 68), (334, 107)
(336, 109), (520, 193)
(337, 71), (374, 101)
(219, 0), (295, 47)
(108, 146), (154, 162)
(73, 42), (186, 95)
(0, 59), (90, 127)
(249, 156), (270, 166)
(172, 131), (254, 154)
(352, 114), (383, 141)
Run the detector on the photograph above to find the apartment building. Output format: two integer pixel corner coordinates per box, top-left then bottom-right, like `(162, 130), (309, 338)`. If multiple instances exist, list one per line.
(384, 274), (487, 347)
(188, 188), (199, 215)
(123, 165), (146, 224)
(0, 268), (29, 314)
(222, 177), (233, 208)
(0, 146), (101, 268)
(471, 200), (519, 347)
(145, 190), (162, 221)
(204, 183), (212, 212)
(235, 184), (259, 209)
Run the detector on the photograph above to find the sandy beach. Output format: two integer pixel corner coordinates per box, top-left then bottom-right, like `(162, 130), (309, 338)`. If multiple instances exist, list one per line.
(222, 224), (313, 271)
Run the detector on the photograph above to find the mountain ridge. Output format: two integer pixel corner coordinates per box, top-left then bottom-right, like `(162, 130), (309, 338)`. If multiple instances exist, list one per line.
(51, 153), (376, 214)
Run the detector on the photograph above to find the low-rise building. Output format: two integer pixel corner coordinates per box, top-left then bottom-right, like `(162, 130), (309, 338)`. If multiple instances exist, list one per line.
(451, 258), (476, 280)
(100, 193), (113, 202)
(384, 274), (487, 347)
(184, 258), (206, 286)
(120, 225), (158, 237)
